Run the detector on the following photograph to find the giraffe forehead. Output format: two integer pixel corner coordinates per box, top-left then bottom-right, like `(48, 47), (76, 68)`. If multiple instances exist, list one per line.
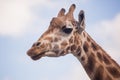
(42, 22), (74, 38)
(40, 27), (59, 39)
(50, 17), (65, 28)
(65, 21), (73, 28)
(50, 17), (75, 29)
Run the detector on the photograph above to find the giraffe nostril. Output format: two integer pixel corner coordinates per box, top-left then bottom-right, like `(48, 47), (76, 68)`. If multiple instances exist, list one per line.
(32, 42), (41, 47)
(36, 42), (41, 46)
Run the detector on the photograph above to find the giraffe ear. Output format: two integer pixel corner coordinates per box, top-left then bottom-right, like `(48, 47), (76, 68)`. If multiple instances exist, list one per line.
(77, 10), (85, 33)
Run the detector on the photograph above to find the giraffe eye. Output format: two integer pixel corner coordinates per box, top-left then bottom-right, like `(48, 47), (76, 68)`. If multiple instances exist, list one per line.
(62, 26), (73, 34)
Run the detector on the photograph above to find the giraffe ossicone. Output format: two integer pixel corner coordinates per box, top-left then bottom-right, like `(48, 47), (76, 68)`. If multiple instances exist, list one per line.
(27, 4), (120, 80)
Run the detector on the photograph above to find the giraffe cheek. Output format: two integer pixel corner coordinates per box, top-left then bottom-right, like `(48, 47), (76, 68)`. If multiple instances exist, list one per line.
(53, 44), (59, 50)
(61, 41), (68, 49)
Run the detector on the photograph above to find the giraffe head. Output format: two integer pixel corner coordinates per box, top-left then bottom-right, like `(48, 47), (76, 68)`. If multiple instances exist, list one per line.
(27, 4), (85, 60)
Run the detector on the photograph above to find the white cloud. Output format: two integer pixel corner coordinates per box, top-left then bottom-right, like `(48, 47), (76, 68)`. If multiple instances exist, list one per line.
(91, 13), (120, 64)
(0, 1), (32, 37)
(0, 0), (60, 37)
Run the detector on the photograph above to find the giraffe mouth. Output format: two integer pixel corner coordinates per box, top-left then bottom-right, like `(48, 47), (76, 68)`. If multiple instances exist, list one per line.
(31, 52), (45, 60)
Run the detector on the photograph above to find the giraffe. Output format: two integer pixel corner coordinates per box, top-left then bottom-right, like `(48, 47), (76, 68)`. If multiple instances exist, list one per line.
(27, 4), (120, 80)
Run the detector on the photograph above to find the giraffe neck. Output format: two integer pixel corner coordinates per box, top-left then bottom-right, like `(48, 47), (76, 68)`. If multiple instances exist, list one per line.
(72, 31), (120, 80)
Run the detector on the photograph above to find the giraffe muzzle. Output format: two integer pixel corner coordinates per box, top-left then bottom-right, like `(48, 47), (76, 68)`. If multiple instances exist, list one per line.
(31, 51), (45, 60)
(27, 48), (46, 60)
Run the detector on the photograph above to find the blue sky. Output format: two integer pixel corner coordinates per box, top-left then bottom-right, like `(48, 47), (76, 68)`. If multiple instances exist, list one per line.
(0, 0), (120, 80)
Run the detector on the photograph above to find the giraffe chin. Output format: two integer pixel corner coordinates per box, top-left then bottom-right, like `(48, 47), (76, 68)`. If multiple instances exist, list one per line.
(31, 52), (45, 60)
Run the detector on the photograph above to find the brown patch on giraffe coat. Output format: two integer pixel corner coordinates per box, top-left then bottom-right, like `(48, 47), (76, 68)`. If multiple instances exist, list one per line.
(40, 43), (46, 48)
(83, 32), (86, 37)
(61, 41), (68, 49)
(53, 44), (59, 50)
(44, 37), (53, 42)
(69, 36), (74, 43)
(107, 66), (120, 78)
(83, 41), (89, 53)
(76, 46), (81, 56)
(74, 34), (80, 45)
(71, 44), (77, 52)
(93, 65), (104, 80)
(60, 50), (65, 55)
(104, 52), (120, 68)
(53, 44), (60, 54)
(103, 55), (111, 64)
(61, 41), (68, 47)
(97, 52), (103, 62)
(54, 50), (59, 54)
(75, 38), (80, 45)
(87, 37), (90, 42)
(91, 42), (98, 51)
(81, 56), (85, 61)
(66, 46), (71, 51)
(54, 37), (61, 42)
(85, 53), (96, 74)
